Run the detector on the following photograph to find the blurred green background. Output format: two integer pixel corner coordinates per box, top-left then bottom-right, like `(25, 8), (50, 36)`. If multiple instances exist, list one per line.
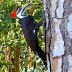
(0, 0), (46, 72)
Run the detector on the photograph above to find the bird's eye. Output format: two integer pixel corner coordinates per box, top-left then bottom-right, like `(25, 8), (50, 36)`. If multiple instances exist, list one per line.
(17, 8), (21, 14)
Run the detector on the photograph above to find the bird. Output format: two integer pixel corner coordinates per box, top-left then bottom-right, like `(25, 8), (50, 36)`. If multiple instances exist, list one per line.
(10, 4), (47, 67)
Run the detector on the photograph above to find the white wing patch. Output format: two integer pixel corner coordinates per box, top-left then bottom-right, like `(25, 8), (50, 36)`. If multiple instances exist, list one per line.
(33, 30), (35, 34)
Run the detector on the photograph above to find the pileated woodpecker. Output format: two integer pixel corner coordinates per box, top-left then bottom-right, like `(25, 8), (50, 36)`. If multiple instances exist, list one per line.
(11, 4), (47, 66)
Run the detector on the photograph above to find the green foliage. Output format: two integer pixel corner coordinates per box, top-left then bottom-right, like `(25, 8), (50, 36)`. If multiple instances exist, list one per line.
(0, 0), (46, 72)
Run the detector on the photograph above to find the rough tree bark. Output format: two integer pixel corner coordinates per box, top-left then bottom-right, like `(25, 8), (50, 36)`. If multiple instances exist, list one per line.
(43, 0), (72, 72)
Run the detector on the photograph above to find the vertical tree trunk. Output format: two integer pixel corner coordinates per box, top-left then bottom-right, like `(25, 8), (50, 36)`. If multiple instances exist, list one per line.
(14, 47), (20, 72)
(43, 0), (72, 72)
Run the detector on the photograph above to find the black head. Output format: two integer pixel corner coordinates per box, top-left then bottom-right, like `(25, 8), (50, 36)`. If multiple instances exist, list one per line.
(17, 4), (30, 19)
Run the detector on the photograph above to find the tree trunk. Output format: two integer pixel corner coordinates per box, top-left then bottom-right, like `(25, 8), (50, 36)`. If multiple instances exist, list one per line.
(14, 47), (20, 72)
(43, 0), (72, 72)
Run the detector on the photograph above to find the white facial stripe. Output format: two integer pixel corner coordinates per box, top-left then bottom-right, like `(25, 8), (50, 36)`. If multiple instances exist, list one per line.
(17, 8), (25, 19)
(22, 5), (30, 15)
(17, 4), (30, 19)
(17, 14), (24, 19)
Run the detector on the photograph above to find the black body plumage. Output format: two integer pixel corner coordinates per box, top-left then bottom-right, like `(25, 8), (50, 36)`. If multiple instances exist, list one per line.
(20, 16), (47, 66)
